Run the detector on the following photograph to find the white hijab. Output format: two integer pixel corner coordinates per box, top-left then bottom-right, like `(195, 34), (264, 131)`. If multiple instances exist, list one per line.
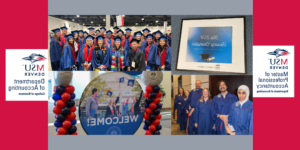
(236, 85), (250, 107)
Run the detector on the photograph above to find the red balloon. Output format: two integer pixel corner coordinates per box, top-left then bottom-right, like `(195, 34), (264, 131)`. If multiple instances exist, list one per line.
(149, 125), (156, 132)
(156, 92), (162, 98)
(61, 93), (71, 102)
(144, 113), (149, 120)
(63, 120), (72, 128)
(64, 85), (75, 94)
(53, 106), (62, 114)
(145, 108), (152, 115)
(145, 86), (153, 93)
(153, 119), (160, 126)
(66, 112), (76, 120)
(56, 133), (64, 135)
(71, 132), (78, 135)
(57, 127), (67, 134)
(53, 85), (58, 92)
(153, 98), (161, 104)
(145, 130), (152, 135)
(144, 92), (149, 98)
(149, 102), (157, 110)
(56, 100), (65, 108)
(156, 114), (162, 120)
(70, 106), (76, 112)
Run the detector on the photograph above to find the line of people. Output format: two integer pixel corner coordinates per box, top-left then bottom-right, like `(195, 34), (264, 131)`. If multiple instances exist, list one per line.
(50, 26), (172, 71)
(173, 80), (253, 135)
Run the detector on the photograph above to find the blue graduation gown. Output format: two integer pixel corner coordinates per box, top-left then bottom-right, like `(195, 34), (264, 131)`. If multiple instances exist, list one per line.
(76, 44), (93, 71)
(194, 100), (214, 135)
(174, 95), (183, 124)
(59, 44), (75, 71)
(186, 88), (203, 134)
(173, 95), (178, 120)
(211, 93), (238, 135)
(228, 100), (253, 135)
(124, 40), (130, 67)
(146, 44), (158, 71)
(155, 47), (172, 71)
(106, 38), (114, 49)
(249, 112), (253, 135)
(109, 48), (126, 71)
(50, 37), (63, 63)
(180, 97), (189, 130)
(79, 37), (85, 49)
(91, 46), (111, 70)
(168, 36), (171, 47)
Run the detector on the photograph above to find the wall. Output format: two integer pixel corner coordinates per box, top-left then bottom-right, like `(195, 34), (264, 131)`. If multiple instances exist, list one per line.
(161, 71), (171, 108)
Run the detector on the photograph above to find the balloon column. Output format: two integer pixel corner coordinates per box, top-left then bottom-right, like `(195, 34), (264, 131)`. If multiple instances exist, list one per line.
(52, 72), (77, 135)
(141, 71), (163, 135)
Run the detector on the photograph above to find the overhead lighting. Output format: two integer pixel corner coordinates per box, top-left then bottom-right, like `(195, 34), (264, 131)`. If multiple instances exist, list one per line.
(122, 15), (125, 17)
(72, 19), (74, 21)
(83, 23), (85, 25)
(136, 23), (138, 25)
(141, 18), (144, 20)
(147, 24), (148, 26)
(103, 19), (105, 21)
(91, 21), (93, 23)
(76, 15), (80, 17)
(156, 20), (158, 23)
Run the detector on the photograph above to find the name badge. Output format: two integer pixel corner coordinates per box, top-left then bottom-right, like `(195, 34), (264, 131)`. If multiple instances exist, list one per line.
(131, 61), (135, 68)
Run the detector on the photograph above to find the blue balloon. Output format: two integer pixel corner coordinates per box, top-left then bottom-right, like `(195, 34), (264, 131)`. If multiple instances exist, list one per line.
(71, 119), (77, 125)
(152, 85), (160, 93)
(156, 103), (162, 109)
(145, 98), (152, 104)
(55, 86), (65, 95)
(67, 125), (77, 133)
(145, 103), (149, 108)
(153, 130), (160, 135)
(56, 114), (66, 122)
(70, 93), (76, 99)
(66, 100), (75, 107)
(153, 109), (160, 115)
(55, 127), (58, 132)
(144, 119), (152, 126)
(143, 125), (149, 130)
(52, 93), (61, 100)
(54, 120), (62, 127)
(156, 125), (162, 131)
(149, 92), (157, 98)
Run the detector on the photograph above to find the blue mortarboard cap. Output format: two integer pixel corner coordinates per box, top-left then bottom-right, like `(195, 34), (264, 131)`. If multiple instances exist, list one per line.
(51, 28), (60, 33)
(88, 27), (95, 31)
(113, 26), (119, 30)
(83, 31), (88, 34)
(130, 38), (140, 43)
(67, 34), (74, 39)
(155, 30), (163, 35)
(106, 30), (113, 34)
(145, 34), (153, 39)
(158, 35), (167, 41)
(142, 28), (150, 33)
(117, 29), (124, 34)
(100, 27), (106, 31)
(78, 30), (83, 33)
(60, 26), (68, 30)
(71, 30), (78, 34)
(96, 29), (100, 32)
(114, 36), (122, 41)
(96, 35), (105, 41)
(134, 31), (142, 36)
(125, 28), (132, 32)
(86, 35), (95, 40)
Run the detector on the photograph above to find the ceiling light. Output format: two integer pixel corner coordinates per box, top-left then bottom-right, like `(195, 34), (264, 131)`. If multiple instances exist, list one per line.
(72, 19), (74, 21)
(141, 18), (144, 20)
(103, 19), (105, 21)
(147, 24), (148, 26)
(91, 21), (93, 23)
(77, 15), (80, 17)
(136, 23), (138, 25)
(123, 15), (125, 17)
(156, 20), (158, 23)
(83, 23), (85, 25)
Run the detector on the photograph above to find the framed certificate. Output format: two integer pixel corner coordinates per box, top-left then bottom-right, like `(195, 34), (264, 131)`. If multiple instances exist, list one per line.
(176, 17), (246, 74)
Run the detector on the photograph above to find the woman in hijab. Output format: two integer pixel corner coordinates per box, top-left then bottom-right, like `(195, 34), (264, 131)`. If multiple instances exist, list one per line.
(225, 85), (253, 135)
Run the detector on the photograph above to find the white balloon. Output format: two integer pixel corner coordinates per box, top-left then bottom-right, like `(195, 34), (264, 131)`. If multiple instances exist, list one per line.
(56, 71), (73, 87)
(141, 71), (163, 86)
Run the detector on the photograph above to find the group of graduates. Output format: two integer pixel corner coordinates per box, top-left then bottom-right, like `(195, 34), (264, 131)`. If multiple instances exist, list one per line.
(173, 80), (253, 135)
(50, 26), (172, 71)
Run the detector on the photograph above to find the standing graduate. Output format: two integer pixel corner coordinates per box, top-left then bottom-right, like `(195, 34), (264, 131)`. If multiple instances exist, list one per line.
(50, 28), (63, 71)
(71, 30), (80, 57)
(143, 34), (157, 71)
(105, 30), (114, 49)
(181, 90), (190, 132)
(141, 28), (150, 42)
(125, 28), (134, 46)
(77, 35), (95, 71)
(127, 39), (146, 71)
(84, 31), (88, 38)
(194, 88), (214, 135)
(99, 27), (106, 37)
(225, 85), (253, 135)
(59, 34), (77, 71)
(87, 27), (96, 44)
(117, 29), (126, 47)
(113, 26), (119, 37)
(60, 26), (68, 44)
(186, 80), (203, 135)
(165, 33), (171, 47)
(212, 80), (238, 135)
(109, 36), (127, 71)
(92, 35), (110, 71)
(154, 30), (162, 44)
(174, 88), (185, 124)
(133, 31), (144, 52)
(95, 29), (100, 36)
(78, 30), (84, 49)
(155, 35), (171, 71)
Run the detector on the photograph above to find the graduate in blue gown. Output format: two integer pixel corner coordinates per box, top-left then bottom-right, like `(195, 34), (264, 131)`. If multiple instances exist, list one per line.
(105, 30), (114, 49)
(141, 28), (150, 42)
(59, 34), (77, 71)
(124, 28), (134, 46)
(174, 88), (185, 124)
(50, 28), (63, 71)
(76, 35), (95, 71)
(109, 36), (127, 71)
(134, 31), (144, 52)
(91, 35), (111, 71)
(142, 34), (157, 71)
(180, 90), (189, 131)
(99, 27), (106, 37)
(113, 26), (119, 37)
(154, 30), (162, 44)
(249, 112), (253, 135)
(186, 80), (203, 135)
(78, 30), (85, 49)
(225, 85), (253, 135)
(211, 80), (238, 135)
(194, 88), (214, 135)
(155, 35), (171, 71)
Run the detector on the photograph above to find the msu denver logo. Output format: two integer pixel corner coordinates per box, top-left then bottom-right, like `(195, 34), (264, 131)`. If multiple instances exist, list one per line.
(22, 53), (47, 63)
(267, 49), (290, 58)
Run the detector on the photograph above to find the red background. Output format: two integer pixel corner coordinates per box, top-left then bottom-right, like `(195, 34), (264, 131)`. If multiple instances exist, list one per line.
(1, 0), (298, 149)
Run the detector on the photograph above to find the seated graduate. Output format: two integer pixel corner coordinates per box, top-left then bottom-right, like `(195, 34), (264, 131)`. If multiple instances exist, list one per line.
(59, 34), (77, 71)
(141, 28), (150, 42)
(142, 34), (157, 71)
(133, 31), (144, 52)
(127, 39), (146, 71)
(99, 27), (106, 37)
(155, 35), (171, 71)
(77, 35), (95, 71)
(113, 26), (119, 37)
(105, 30), (114, 48)
(124, 28), (134, 46)
(109, 36), (127, 71)
(92, 35), (110, 71)
(50, 28), (63, 71)
(117, 29), (126, 47)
